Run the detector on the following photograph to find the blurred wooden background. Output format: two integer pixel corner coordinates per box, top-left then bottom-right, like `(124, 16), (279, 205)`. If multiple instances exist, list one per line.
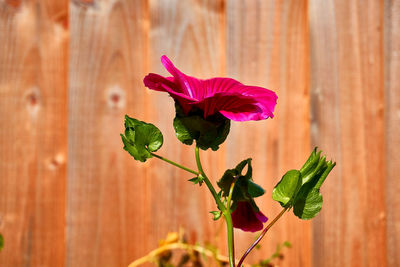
(0, 0), (399, 266)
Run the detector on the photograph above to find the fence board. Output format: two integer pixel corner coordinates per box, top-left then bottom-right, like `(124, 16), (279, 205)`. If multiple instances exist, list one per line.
(226, 1), (311, 266)
(147, 0), (227, 258)
(308, 1), (343, 266)
(0, 1), (68, 266)
(385, 0), (400, 266)
(67, 1), (150, 266)
(309, 0), (386, 266)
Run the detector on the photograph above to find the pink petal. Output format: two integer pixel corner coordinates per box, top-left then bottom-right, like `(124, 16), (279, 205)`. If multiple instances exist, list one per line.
(218, 85), (277, 121)
(192, 92), (261, 118)
(161, 55), (200, 99)
(255, 211), (268, 223)
(144, 73), (196, 113)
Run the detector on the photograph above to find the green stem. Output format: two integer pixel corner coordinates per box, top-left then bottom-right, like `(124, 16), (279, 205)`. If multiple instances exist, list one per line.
(194, 145), (235, 267)
(226, 180), (236, 211)
(237, 207), (288, 267)
(223, 210), (235, 267)
(150, 152), (199, 175)
(194, 146), (225, 211)
(225, 181), (237, 267)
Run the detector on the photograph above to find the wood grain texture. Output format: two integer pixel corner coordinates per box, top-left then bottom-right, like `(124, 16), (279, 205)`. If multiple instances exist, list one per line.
(226, 1), (311, 266)
(0, 0), (399, 266)
(308, 1), (343, 266)
(67, 1), (150, 266)
(385, 0), (400, 266)
(0, 0), (68, 266)
(309, 0), (386, 266)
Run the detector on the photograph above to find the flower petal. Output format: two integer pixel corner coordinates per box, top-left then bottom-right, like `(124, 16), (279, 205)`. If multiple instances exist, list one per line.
(144, 73), (196, 113)
(255, 211), (268, 223)
(145, 56), (278, 121)
(161, 55), (200, 99)
(231, 201), (268, 232)
(219, 85), (277, 121)
(192, 92), (261, 118)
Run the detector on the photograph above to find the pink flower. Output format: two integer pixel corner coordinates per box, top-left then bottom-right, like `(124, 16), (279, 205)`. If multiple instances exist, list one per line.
(231, 201), (268, 232)
(144, 56), (277, 121)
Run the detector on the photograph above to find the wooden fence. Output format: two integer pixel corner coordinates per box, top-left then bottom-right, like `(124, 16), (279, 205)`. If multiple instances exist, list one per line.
(0, 0), (399, 266)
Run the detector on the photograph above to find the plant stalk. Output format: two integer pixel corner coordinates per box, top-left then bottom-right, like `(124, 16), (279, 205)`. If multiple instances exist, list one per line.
(223, 210), (235, 267)
(150, 152), (199, 175)
(194, 145), (235, 267)
(237, 207), (288, 267)
(224, 180), (237, 267)
(194, 146), (225, 211)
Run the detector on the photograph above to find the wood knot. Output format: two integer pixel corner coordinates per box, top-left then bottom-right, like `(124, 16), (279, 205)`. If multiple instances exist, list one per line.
(47, 153), (65, 171)
(53, 11), (69, 29)
(107, 85), (125, 110)
(25, 87), (41, 116)
(27, 92), (38, 105)
(111, 93), (120, 103)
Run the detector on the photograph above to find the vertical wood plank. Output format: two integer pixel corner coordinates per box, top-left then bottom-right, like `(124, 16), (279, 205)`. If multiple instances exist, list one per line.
(67, 1), (150, 266)
(0, 0), (68, 266)
(385, 0), (400, 266)
(147, 0), (227, 255)
(308, 1), (342, 266)
(309, 0), (386, 266)
(226, 1), (311, 266)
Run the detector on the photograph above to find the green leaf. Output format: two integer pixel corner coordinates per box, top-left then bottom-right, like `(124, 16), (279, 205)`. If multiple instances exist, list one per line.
(217, 159), (265, 213)
(209, 211), (222, 220)
(217, 159), (254, 197)
(293, 187), (323, 219)
(173, 102), (230, 151)
(217, 169), (238, 197)
(273, 148), (336, 220)
(235, 158), (253, 177)
(300, 148), (336, 187)
(314, 161), (336, 190)
(272, 170), (302, 207)
(0, 234), (3, 251)
(121, 115), (163, 162)
(247, 180), (265, 198)
(300, 148), (321, 177)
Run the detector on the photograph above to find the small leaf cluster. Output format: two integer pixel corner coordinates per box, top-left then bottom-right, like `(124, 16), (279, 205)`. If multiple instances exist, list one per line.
(173, 102), (230, 151)
(209, 211), (222, 221)
(188, 175), (204, 186)
(120, 115), (163, 162)
(272, 148), (336, 219)
(217, 159), (265, 212)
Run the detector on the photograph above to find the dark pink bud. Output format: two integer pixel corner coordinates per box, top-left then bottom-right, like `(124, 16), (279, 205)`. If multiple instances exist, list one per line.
(231, 201), (268, 232)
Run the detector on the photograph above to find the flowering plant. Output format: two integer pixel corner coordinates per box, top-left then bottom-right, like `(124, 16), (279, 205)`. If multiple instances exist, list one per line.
(122, 56), (335, 267)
